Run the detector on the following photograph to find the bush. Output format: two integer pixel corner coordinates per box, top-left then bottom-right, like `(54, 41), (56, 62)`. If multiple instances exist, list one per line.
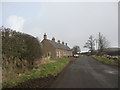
(2, 27), (43, 67)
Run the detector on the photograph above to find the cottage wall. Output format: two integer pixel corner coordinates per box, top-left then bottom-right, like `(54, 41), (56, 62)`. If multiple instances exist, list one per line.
(56, 49), (72, 58)
(41, 33), (72, 58)
(56, 49), (63, 58)
(41, 40), (56, 57)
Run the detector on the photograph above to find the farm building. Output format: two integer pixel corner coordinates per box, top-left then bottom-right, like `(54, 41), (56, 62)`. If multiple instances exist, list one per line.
(41, 33), (72, 58)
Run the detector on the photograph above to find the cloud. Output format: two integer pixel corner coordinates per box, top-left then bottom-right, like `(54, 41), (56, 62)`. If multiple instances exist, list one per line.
(6, 15), (25, 31)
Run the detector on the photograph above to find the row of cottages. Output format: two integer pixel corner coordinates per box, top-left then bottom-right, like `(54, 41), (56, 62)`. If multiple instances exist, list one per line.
(41, 33), (72, 58)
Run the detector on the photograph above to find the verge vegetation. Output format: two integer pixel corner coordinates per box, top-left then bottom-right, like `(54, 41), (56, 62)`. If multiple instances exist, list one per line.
(2, 28), (43, 67)
(92, 55), (119, 66)
(2, 27), (43, 83)
(2, 58), (69, 88)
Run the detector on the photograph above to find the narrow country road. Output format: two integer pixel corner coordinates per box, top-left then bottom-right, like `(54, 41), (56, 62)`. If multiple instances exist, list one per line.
(50, 56), (118, 88)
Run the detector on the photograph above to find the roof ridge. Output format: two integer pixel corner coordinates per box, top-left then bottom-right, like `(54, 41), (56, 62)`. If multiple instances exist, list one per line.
(47, 39), (71, 50)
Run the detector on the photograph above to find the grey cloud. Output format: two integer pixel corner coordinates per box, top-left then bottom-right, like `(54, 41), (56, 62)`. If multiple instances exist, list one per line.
(23, 2), (118, 52)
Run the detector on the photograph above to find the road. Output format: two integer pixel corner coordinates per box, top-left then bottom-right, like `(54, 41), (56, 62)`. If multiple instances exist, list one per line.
(50, 56), (118, 88)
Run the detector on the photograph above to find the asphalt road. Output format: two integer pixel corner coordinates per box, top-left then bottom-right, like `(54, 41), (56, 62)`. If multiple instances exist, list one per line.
(50, 56), (118, 88)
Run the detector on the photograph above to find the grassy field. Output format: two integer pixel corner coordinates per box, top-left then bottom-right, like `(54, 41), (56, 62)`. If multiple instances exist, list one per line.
(2, 58), (69, 88)
(92, 56), (118, 66)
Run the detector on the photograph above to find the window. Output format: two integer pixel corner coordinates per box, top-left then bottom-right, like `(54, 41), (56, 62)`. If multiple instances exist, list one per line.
(56, 51), (59, 57)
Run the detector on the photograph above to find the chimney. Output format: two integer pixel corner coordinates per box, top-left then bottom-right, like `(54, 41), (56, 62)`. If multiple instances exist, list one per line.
(52, 37), (55, 42)
(58, 40), (60, 44)
(66, 43), (67, 46)
(44, 33), (47, 40)
(62, 41), (64, 45)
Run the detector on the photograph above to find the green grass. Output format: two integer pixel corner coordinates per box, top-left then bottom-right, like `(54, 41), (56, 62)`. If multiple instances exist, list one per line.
(92, 56), (118, 66)
(2, 58), (69, 88)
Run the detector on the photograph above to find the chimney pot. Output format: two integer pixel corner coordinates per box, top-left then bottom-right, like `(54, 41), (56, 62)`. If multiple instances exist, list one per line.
(66, 43), (67, 46)
(58, 40), (60, 44)
(52, 37), (55, 42)
(62, 41), (64, 45)
(44, 33), (47, 40)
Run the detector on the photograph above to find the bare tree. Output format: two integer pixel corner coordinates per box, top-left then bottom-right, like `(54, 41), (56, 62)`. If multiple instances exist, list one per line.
(98, 32), (109, 53)
(84, 35), (95, 54)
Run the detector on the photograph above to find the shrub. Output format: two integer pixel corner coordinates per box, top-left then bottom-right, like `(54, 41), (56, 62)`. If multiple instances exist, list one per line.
(2, 27), (43, 68)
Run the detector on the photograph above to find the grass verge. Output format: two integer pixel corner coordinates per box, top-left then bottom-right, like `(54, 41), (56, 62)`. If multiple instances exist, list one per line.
(92, 55), (118, 66)
(3, 58), (69, 88)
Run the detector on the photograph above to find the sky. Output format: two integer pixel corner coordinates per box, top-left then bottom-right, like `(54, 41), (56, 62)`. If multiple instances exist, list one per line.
(0, 1), (118, 52)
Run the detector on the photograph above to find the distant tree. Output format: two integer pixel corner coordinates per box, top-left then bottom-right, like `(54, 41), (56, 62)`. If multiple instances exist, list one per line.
(72, 45), (81, 55)
(84, 35), (95, 54)
(98, 32), (109, 53)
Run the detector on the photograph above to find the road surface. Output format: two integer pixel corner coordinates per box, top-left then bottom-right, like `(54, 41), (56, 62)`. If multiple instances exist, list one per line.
(50, 56), (118, 88)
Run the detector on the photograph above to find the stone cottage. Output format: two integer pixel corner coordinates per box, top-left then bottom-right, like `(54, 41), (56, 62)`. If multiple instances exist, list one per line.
(41, 33), (72, 58)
